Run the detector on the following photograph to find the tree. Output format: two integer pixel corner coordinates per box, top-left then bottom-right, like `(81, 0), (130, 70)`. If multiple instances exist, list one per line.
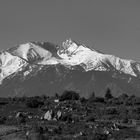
(118, 93), (128, 105)
(105, 88), (113, 100)
(55, 93), (59, 99)
(88, 91), (96, 103)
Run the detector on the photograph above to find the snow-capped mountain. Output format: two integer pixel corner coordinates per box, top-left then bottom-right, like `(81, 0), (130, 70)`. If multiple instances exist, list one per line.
(58, 39), (140, 77)
(0, 39), (140, 97)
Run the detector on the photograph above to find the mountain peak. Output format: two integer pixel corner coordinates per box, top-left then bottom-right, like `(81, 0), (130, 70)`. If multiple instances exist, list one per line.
(60, 38), (79, 55)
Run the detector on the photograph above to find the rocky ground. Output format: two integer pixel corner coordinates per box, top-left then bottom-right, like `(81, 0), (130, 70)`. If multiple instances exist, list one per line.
(0, 91), (140, 139)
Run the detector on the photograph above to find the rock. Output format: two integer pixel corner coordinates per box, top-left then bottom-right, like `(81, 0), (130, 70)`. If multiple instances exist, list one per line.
(44, 110), (52, 120)
(54, 99), (59, 103)
(15, 112), (24, 118)
(57, 110), (62, 120)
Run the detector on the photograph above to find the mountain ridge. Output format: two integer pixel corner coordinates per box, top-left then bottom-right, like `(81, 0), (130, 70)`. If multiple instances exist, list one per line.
(1, 38), (140, 81)
(0, 39), (140, 97)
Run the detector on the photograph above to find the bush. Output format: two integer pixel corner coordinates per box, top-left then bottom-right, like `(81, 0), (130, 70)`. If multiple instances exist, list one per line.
(106, 108), (118, 115)
(86, 115), (95, 122)
(121, 117), (129, 123)
(26, 98), (44, 108)
(80, 97), (87, 103)
(61, 113), (73, 123)
(33, 124), (44, 134)
(60, 90), (80, 101)
(118, 93), (128, 104)
(18, 117), (26, 124)
(94, 97), (105, 103)
(0, 116), (6, 124)
(94, 133), (108, 140)
(118, 105), (128, 120)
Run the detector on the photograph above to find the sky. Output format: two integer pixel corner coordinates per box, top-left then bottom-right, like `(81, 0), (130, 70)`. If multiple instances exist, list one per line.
(0, 0), (140, 61)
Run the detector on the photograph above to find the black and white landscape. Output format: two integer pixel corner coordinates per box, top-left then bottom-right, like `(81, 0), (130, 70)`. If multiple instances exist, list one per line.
(1, 0), (140, 139)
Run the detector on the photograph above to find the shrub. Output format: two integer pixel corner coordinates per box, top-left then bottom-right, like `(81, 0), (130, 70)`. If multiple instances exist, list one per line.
(80, 97), (87, 103)
(33, 124), (44, 134)
(118, 93), (128, 104)
(86, 115), (95, 122)
(94, 133), (108, 140)
(121, 117), (129, 123)
(26, 98), (44, 108)
(60, 90), (80, 101)
(0, 116), (6, 124)
(94, 97), (105, 103)
(106, 108), (118, 115)
(118, 105), (128, 120)
(18, 117), (26, 124)
(61, 113), (73, 123)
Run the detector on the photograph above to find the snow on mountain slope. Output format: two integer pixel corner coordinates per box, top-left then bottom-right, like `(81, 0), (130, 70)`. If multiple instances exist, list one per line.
(58, 39), (140, 77)
(9, 42), (61, 66)
(0, 38), (140, 85)
(10, 43), (55, 63)
(0, 51), (27, 83)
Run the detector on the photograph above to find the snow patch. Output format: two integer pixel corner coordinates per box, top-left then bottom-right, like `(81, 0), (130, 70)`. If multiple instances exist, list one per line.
(0, 52), (27, 83)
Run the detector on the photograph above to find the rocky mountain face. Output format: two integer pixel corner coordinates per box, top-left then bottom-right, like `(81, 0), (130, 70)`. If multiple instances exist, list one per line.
(0, 39), (140, 97)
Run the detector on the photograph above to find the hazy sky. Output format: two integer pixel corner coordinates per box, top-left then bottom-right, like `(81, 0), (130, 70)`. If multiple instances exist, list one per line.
(0, 0), (140, 61)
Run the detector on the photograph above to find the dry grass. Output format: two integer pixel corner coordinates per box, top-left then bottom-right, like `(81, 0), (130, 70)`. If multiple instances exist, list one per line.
(0, 125), (19, 136)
